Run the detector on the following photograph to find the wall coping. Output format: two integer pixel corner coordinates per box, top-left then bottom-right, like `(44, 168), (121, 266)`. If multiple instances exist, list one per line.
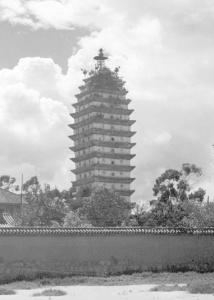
(0, 227), (214, 236)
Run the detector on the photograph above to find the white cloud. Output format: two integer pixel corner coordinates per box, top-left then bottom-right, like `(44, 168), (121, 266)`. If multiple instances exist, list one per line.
(0, 57), (72, 189)
(154, 132), (172, 145)
(0, 0), (123, 30)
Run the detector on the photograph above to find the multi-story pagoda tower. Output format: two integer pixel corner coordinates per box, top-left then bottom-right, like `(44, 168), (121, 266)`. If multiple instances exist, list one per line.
(69, 49), (136, 201)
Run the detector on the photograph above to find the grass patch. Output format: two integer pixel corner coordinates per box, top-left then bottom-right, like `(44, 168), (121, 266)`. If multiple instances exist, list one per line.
(39, 276), (88, 286)
(3, 280), (40, 290)
(188, 281), (214, 294)
(33, 289), (66, 297)
(0, 288), (16, 295)
(2, 272), (214, 289)
(151, 284), (186, 292)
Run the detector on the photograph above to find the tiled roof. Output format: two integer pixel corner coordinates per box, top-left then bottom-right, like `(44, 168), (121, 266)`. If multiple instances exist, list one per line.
(0, 188), (21, 205)
(0, 227), (212, 235)
(0, 211), (16, 226)
(0, 210), (6, 224)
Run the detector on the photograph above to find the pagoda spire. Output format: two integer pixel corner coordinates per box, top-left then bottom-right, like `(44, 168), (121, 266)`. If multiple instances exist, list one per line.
(94, 48), (108, 71)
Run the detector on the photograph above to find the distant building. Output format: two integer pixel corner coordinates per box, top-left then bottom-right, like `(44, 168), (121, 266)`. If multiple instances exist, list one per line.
(69, 49), (136, 201)
(0, 188), (21, 226)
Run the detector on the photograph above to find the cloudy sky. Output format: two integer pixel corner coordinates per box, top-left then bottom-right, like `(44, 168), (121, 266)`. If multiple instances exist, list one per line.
(0, 0), (214, 203)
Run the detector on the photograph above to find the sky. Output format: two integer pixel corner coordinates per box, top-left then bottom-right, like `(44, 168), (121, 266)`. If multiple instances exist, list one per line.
(0, 0), (214, 203)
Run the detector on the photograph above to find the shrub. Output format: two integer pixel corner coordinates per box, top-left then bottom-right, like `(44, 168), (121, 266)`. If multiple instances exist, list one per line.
(33, 289), (66, 297)
(151, 284), (186, 292)
(188, 281), (214, 294)
(0, 288), (16, 295)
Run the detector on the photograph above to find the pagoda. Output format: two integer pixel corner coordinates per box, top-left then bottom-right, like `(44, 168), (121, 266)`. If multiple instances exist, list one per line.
(69, 49), (136, 201)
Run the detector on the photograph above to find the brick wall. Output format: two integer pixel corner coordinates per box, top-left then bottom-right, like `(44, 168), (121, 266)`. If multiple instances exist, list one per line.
(0, 227), (213, 281)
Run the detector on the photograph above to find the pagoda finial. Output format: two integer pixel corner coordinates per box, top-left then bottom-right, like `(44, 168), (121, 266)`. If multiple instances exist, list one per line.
(94, 48), (108, 71)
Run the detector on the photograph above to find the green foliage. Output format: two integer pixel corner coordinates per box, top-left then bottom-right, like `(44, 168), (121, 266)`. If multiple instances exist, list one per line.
(0, 175), (19, 191)
(137, 203), (187, 227)
(153, 163), (203, 204)
(22, 176), (39, 192)
(135, 163), (206, 227)
(188, 281), (214, 294)
(63, 211), (91, 227)
(153, 169), (181, 201)
(33, 289), (66, 297)
(59, 187), (86, 212)
(78, 186), (91, 198)
(21, 177), (68, 227)
(151, 285), (186, 292)
(189, 188), (205, 202)
(0, 288), (16, 295)
(182, 201), (214, 228)
(80, 188), (134, 227)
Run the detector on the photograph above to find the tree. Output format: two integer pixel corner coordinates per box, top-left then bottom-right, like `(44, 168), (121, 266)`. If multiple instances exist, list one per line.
(153, 163), (203, 204)
(21, 176), (68, 226)
(0, 175), (19, 191)
(181, 201), (214, 228)
(130, 204), (150, 226)
(189, 188), (206, 202)
(136, 201), (188, 227)
(63, 211), (83, 227)
(63, 211), (92, 227)
(136, 163), (206, 227)
(61, 188), (85, 211)
(79, 188), (134, 227)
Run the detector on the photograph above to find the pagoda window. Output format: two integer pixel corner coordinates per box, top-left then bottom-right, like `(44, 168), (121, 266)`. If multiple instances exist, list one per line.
(111, 161), (114, 165)
(111, 172), (115, 176)
(111, 137), (115, 141)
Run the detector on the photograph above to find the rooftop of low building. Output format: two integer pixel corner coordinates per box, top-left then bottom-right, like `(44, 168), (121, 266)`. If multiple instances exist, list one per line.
(0, 188), (21, 205)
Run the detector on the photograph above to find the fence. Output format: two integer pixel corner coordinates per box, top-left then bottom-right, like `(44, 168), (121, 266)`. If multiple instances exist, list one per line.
(0, 227), (214, 281)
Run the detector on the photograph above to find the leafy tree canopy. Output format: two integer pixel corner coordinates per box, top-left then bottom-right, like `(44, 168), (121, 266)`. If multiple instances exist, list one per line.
(21, 176), (68, 227)
(0, 175), (19, 191)
(79, 188), (135, 227)
(63, 211), (91, 227)
(153, 163), (204, 204)
(181, 201), (214, 228)
(135, 164), (206, 227)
